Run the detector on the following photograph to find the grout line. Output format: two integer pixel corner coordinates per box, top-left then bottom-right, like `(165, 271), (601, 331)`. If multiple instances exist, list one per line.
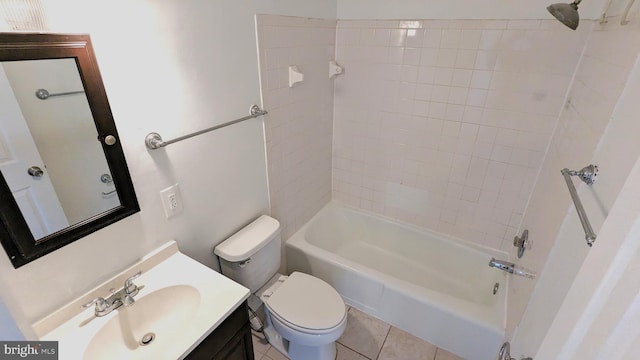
(336, 306), (376, 360)
(336, 339), (374, 360)
(374, 326), (392, 360)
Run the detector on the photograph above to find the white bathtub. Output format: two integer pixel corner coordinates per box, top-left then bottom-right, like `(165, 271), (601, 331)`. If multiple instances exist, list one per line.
(286, 201), (507, 360)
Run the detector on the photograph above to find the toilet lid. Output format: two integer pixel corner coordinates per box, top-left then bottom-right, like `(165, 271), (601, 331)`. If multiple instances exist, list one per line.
(265, 272), (345, 331)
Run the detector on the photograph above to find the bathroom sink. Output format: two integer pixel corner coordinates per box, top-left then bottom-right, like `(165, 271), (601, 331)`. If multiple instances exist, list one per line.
(33, 241), (250, 360)
(84, 285), (201, 360)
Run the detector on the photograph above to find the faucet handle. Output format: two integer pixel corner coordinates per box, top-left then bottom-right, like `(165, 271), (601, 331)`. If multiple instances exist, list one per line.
(82, 297), (110, 315)
(124, 271), (142, 295)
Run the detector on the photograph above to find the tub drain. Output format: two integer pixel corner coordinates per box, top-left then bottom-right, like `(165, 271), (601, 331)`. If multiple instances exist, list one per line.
(140, 332), (155, 346)
(493, 282), (500, 295)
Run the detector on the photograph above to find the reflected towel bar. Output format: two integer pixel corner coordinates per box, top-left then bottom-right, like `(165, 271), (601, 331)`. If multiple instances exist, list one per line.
(145, 104), (268, 150)
(561, 165), (598, 247)
(35, 88), (84, 100)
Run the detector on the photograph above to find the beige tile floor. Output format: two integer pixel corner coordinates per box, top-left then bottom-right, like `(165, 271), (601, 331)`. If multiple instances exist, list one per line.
(252, 307), (464, 360)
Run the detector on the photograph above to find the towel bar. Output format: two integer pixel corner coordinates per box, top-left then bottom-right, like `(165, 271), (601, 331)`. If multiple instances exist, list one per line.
(145, 104), (267, 150)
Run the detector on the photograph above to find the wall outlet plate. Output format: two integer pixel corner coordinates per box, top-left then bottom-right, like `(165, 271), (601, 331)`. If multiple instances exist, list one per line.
(160, 184), (183, 219)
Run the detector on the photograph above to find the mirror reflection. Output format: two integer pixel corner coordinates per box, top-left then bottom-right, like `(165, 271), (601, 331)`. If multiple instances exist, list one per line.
(0, 58), (120, 240)
(0, 33), (139, 269)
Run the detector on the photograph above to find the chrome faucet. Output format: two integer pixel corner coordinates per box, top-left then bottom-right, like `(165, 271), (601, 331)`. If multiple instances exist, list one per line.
(122, 271), (141, 306)
(82, 271), (142, 316)
(489, 258), (536, 278)
(82, 296), (111, 317)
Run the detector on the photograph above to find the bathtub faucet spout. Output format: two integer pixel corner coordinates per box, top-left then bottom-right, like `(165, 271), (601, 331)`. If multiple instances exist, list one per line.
(489, 258), (514, 273)
(489, 258), (536, 279)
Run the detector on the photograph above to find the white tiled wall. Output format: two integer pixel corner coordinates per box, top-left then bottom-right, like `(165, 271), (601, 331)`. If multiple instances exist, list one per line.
(256, 15), (336, 246)
(509, 15), (640, 342)
(332, 19), (590, 250)
(256, 13), (640, 354)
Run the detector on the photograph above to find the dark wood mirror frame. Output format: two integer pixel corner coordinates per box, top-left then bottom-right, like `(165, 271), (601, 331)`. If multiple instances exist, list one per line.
(0, 33), (139, 268)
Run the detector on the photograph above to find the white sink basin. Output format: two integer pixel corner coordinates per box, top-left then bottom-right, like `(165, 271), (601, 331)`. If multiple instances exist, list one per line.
(85, 285), (201, 359)
(33, 241), (249, 360)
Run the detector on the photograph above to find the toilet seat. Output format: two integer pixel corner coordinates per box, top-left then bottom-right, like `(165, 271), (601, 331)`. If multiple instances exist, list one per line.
(264, 272), (346, 334)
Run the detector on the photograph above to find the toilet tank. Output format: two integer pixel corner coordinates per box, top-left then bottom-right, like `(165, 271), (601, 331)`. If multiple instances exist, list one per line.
(214, 215), (281, 293)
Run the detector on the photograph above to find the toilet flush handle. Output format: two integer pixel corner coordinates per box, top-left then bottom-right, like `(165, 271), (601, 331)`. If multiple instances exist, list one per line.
(239, 258), (251, 268)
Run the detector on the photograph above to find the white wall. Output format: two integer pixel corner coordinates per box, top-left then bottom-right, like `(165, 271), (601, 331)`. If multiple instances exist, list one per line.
(332, 18), (589, 250)
(0, 0), (336, 339)
(0, 299), (23, 341)
(255, 15), (336, 260)
(331, 0), (640, 356)
(337, 0), (609, 20)
(530, 58), (640, 355)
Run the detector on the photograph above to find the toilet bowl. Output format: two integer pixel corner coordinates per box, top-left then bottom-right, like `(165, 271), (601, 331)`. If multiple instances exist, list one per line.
(214, 215), (347, 360)
(259, 272), (347, 359)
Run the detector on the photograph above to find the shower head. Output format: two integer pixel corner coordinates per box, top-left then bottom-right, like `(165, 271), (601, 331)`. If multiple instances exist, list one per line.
(547, 0), (582, 30)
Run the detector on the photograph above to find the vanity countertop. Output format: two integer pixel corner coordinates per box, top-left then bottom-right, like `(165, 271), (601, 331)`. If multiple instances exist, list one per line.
(32, 240), (250, 360)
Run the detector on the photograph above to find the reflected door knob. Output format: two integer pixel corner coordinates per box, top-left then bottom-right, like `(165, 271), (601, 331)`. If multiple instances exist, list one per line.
(27, 166), (44, 178)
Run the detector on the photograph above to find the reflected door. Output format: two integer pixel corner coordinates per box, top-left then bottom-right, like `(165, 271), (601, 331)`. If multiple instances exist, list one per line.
(0, 68), (68, 239)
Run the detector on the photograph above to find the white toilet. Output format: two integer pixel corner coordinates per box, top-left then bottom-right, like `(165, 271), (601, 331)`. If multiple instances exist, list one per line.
(214, 215), (347, 360)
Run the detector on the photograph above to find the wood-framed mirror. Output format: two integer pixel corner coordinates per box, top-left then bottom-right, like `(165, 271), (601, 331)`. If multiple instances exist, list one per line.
(0, 33), (139, 268)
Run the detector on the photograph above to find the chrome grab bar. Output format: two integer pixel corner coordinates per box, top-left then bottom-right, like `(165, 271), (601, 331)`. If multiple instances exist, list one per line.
(145, 104), (268, 150)
(561, 165), (598, 247)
